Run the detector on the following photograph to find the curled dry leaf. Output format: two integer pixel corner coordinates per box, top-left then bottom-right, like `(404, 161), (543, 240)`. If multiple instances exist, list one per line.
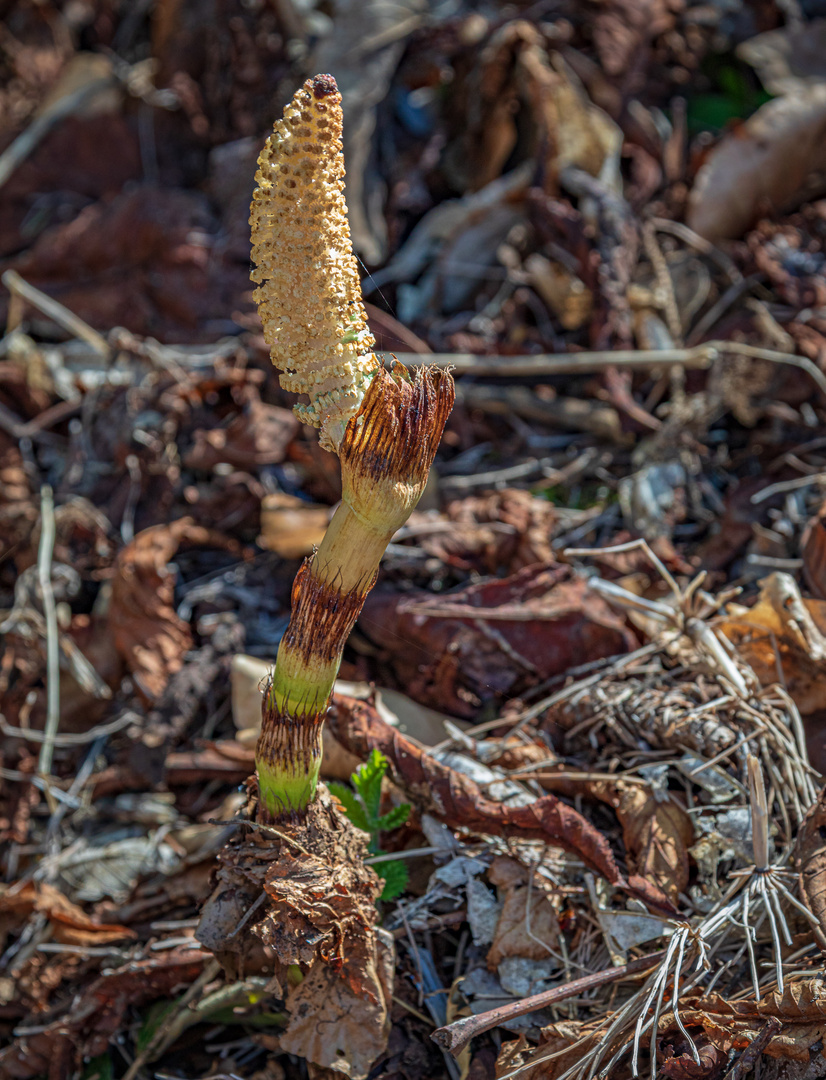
(801, 499), (826, 600)
(687, 84), (826, 242)
(796, 784), (826, 943)
(451, 22), (620, 194)
(659, 1036), (727, 1079)
(360, 564), (636, 717)
(718, 571), (826, 714)
(530, 772), (694, 906)
(0, 881), (135, 948)
(280, 933), (394, 1077)
(496, 1021), (606, 1080)
(486, 856), (560, 970)
(590, 781), (694, 907)
(678, 981), (826, 1062)
(108, 517), (240, 701)
(183, 397), (299, 471)
(329, 694), (674, 914)
(442, 489), (557, 572)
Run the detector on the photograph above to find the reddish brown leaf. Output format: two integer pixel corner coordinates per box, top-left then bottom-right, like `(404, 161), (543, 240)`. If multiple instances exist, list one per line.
(486, 856), (560, 969)
(108, 517), (240, 701)
(183, 397), (298, 471)
(802, 501), (826, 600)
(359, 564), (636, 717)
(0, 882), (135, 948)
(586, 781), (694, 906)
(328, 694), (674, 914)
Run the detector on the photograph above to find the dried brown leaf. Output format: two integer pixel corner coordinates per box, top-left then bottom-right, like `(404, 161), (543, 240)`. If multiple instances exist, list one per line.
(108, 517), (239, 700)
(659, 1038), (726, 1080)
(680, 981), (826, 1062)
(329, 694), (674, 914)
(184, 397), (298, 471)
(0, 947), (207, 1079)
(280, 931), (394, 1078)
(589, 781), (694, 906)
(495, 1022), (606, 1080)
(360, 564), (636, 717)
(0, 882), (135, 948)
(687, 85), (826, 241)
(486, 856), (560, 970)
(801, 502), (826, 600)
(719, 572), (826, 714)
(796, 784), (826, 941)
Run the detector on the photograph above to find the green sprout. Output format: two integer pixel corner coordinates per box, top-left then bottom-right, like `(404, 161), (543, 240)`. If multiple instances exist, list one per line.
(329, 749), (411, 901)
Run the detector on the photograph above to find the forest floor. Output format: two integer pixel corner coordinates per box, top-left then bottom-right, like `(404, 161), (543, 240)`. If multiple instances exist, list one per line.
(3, 2), (826, 1079)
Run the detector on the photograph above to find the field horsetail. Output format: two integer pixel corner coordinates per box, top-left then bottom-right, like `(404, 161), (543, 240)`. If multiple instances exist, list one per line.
(249, 74), (454, 819)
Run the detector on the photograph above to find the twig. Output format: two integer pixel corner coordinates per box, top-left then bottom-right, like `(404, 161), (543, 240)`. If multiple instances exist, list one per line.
(430, 949), (666, 1056)
(365, 846), (445, 864)
(0, 710), (136, 745)
(121, 958), (222, 1080)
(2, 270), (110, 357)
(386, 341), (826, 398)
(36, 486), (60, 780)
(724, 1018), (782, 1080)
(650, 218), (743, 286)
(751, 470), (826, 504)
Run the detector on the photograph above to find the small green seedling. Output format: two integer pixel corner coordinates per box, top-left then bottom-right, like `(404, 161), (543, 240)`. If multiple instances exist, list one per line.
(329, 749), (411, 901)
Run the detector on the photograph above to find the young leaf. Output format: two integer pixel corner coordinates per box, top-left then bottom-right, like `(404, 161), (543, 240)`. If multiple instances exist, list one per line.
(353, 748), (387, 824)
(328, 781), (370, 833)
(375, 803), (411, 832)
(379, 859), (409, 902)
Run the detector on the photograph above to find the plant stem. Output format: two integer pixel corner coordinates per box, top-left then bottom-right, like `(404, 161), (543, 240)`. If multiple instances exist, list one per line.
(255, 365), (454, 819)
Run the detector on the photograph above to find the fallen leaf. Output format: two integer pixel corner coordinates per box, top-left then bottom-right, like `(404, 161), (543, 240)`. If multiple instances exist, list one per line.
(280, 931), (394, 1078)
(257, 492), (331, 559)
(486, 856), (560, 970)
(796, 784), (826, 943)
(184, 397), (298, 471)
(0, 947), (207, 1079)
(108, 517), (240, 701)
(329, 694), (674, 914)
(687, 85), (826, 242)
(496, 1021), (606, 1080)
(719, 572), (826, 714)
(801, 500), (826, 600)
(359, 564), (636, 717)
(679, 981), (826, 1062)
(448, 22), (621, 194)
(738, 19), (826, 95)
(0, 881), (135, 949)
(659, 1038), (727, 1079)
(589, 781), (694, 906)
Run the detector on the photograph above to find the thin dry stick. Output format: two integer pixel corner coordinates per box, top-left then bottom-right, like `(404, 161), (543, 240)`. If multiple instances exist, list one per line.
(430, 949), (666, 1056)
(387, 341), (826, 398)
(36, 486), (60, 779)
(0, 710), (136, 745)
(2, 269), (111, 357)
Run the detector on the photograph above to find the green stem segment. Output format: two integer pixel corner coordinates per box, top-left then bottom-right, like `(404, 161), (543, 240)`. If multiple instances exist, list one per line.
(255, 364), (454, 820)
